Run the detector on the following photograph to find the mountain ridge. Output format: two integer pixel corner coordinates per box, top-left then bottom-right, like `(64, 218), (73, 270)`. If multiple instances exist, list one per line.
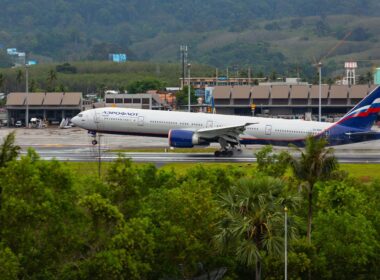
(1, 1), (380, 75)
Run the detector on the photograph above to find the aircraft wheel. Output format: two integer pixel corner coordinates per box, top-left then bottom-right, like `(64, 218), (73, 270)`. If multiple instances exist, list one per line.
(214, 151), (221, 157)
(227, 150), (233, 157)
(92, 140), (98, 145)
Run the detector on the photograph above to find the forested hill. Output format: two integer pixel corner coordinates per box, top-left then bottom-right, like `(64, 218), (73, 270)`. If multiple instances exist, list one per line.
(1, 0), (380, 73)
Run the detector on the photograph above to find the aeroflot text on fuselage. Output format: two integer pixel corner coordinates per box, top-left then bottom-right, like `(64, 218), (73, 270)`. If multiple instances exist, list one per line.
(102, 111), (139, 117)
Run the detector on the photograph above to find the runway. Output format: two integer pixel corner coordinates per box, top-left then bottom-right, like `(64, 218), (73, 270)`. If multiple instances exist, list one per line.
(1, 127), (380, 164)
(19, 146), (380, 164)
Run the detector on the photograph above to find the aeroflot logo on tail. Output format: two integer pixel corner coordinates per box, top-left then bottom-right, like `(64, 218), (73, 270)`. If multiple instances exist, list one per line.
(102, 111), (139, 116)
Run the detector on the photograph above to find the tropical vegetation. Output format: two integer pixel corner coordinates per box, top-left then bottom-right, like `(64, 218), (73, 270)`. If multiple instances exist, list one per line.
(0, 132), (379, 279)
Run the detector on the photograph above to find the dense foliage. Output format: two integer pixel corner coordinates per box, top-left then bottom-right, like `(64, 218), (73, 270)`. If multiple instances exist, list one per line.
(0, 133), (379, 279)
(1, 1), (380, 74)
(0, 61), (214, 93)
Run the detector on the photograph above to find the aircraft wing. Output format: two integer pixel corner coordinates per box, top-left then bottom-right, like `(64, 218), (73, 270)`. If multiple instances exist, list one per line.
(196, 123), (257, 144)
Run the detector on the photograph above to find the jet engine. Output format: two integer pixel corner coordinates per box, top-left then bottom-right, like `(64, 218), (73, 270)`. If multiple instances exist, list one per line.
(168, 129), (208, 148)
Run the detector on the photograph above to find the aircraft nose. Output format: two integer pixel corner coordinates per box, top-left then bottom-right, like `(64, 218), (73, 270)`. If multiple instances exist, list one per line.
(71, 115), (80, 126)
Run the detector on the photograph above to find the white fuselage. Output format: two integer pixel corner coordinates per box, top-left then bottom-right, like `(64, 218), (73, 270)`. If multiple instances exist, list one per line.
(75, 107), (332, 143)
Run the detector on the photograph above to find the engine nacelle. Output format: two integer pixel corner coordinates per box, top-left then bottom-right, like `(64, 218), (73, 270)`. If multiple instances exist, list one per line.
(168, 129), (207, 148)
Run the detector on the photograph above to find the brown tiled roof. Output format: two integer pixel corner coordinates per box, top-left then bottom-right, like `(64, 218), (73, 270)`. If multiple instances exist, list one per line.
(213, 86), (231, 99)
(231, 86), (250, 99)
(43, 92), (63, 105)
(271, 85), (290, 99)
(369, 84), (378, 94)
(310, 85), (329, 98)
(330, 85), (348, 99)
(349, 85), (368, 98)
(291, 85), (309, 99)
(6, 92), (26, 105)
(251, 86), (270, 99)
(27, 92), (45, 105)
(61, 92), (82, 105)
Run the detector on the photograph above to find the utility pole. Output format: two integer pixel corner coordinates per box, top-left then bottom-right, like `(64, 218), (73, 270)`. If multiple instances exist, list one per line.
(318, 62), (322, 122)
(25, 63), (29, 128)
(180, 45), (188, 88)
(312, 31), (352, 122)
(98, 134), (101, 178)
(187, 63), (191, 112)
(284, 207), (288, 280)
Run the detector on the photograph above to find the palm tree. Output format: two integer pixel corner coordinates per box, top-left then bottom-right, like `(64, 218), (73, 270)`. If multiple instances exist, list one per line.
(16, 69), (23, 91)
(288, 135), (337, 243)
(215, 176), (300, 280)
(0, 131), (21, 168)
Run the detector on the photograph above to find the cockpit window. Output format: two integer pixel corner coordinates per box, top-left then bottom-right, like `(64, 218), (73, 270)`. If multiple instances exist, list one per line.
(78, 114), (83, 117)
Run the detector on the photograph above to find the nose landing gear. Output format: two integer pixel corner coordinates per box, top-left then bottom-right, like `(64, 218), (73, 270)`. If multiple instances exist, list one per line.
(88, 130), (98, 145)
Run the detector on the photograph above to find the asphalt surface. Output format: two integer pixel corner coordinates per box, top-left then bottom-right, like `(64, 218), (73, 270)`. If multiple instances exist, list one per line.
(1, 127), (380, 164)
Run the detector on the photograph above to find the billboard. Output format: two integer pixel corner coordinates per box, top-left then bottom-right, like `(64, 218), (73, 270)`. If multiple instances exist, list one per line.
(195, 89), (204, 97)
(7, 48), (18, 55)
(27, 60), (38, 65)
(205, 87), (214, 104)
(109, 53), (127, 63)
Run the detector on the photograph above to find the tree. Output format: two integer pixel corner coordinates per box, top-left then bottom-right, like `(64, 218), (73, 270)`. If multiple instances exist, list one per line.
(175, 85), (196, 108)
(0, 246), (20, 280)
(0, 131), (21, 168)
(312, 179), (380, 279)
(0, 73), (5, 91)
(126, 78), (165, 94)
(288, 136), (337, 243)
(255, 145), (290, 177)
(46, 69), (57, 91)
(215, 176), (300, 280)
(139, 177), (225, 279)
(0, 153), (82, 278)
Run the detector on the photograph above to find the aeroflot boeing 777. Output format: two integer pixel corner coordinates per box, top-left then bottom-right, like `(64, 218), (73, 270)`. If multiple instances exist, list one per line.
(71, 86), (380, 156)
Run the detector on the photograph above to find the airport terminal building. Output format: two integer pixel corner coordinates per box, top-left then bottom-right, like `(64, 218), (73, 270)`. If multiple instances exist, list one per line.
(6, 92), (83, 125)
(211, 84), (377, 119)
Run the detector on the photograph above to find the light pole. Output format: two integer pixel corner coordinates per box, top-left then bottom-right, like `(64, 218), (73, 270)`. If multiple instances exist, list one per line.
(284, 206), (288, 280)
(25, 63), (29, 128)
(187, 63), (191, 112)
(317, 61), (322, 122)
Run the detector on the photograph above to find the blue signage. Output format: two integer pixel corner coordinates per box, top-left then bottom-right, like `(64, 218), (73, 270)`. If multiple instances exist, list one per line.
(109, 53), (127, 63)
(195, 89), (205, 97)
(205, 87), (214, 104)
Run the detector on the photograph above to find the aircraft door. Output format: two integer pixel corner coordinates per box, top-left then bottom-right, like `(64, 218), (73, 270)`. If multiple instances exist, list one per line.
(138, 116), (144, 126)
(265, 125), (272, 135)
(206, 120), (213, 128)
(94, 111), (103, 130)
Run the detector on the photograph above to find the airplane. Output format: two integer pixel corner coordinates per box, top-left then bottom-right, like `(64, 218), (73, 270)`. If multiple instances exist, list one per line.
(71, 86), (380, 156)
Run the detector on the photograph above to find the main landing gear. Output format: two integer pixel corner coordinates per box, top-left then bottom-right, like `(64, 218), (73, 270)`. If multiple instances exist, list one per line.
(214, 138), (241, 157)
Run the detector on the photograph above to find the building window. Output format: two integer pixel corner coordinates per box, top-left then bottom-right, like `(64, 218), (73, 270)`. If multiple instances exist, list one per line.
(124, 98), (132, 103)
(142, 98), (150, 104)
(132, 98), (141, 104)
(106, 98), (114, 103)
(115, 98), (123, 103)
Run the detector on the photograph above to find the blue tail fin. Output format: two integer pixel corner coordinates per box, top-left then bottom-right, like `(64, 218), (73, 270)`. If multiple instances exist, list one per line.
(337, 86), (380, 130)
